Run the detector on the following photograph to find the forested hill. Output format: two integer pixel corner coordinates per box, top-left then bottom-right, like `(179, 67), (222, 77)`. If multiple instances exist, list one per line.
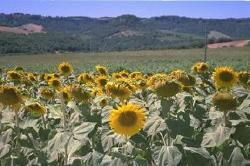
(1, 13), (250, 54)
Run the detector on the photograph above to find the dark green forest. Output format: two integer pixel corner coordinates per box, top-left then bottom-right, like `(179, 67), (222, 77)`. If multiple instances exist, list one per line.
(0, 13), (250, 54)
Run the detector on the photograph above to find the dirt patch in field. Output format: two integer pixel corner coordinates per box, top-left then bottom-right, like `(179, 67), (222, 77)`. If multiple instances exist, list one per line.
(0, 23), (45, 34)
(208, 40), (250, 49)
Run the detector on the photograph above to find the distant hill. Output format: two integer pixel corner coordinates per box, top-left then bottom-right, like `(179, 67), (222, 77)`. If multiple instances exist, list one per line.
(0, 13), (250, 54)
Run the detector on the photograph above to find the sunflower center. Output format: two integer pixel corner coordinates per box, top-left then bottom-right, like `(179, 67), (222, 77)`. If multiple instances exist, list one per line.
(61, 66), (70, 73)
(118, 111), (137, 127)
(219, 71), (233, 82)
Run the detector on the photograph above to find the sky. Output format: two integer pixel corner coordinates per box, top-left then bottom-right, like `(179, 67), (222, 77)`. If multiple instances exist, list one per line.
(0, 1), (250, 18)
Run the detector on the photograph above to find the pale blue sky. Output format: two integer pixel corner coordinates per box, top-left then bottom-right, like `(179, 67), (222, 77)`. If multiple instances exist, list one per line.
(0, 1), (250, 18)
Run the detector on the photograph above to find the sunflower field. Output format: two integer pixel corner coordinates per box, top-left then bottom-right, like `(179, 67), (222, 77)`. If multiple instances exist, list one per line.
(0, 62), (249, 166)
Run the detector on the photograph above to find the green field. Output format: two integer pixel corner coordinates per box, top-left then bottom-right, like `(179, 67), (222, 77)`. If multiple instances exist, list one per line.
(0, 47), (249, 73)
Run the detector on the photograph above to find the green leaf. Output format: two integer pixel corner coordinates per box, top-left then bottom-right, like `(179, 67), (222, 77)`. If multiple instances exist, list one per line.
(154, 146), (182, 166)
(201, 125), (235, 147)
(47, 104), (63, 119)
(144, 116), (167, 136)
(184, 147), (215, 166)
(229, 147), (250, 166)
(73, 122), (96, 140)
(0, 143), (10, 158)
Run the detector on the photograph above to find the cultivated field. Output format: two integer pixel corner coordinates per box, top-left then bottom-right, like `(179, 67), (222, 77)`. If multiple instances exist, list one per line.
(0, 47), (249, 73)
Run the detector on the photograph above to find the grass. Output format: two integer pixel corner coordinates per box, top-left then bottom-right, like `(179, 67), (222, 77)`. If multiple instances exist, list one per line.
(0, 47), (249, 73)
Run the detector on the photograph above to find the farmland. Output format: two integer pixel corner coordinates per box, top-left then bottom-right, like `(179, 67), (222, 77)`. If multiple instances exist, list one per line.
(0, 47), (249, 73)
(0, 46), (250, 165)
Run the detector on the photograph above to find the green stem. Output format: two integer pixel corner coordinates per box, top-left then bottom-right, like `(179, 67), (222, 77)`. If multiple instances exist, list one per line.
(60, 94), (68, 165)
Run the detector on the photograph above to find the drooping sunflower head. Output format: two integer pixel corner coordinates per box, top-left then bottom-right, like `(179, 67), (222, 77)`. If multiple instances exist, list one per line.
(192, 62), (209, 74)
(96, 65), (108, 75)
(0, 85), (24, 110)
(39, 87), (55, 100)
(170, 70), (196, 86)
(25, 102), (46, 117)
(60, 86), (72, 103)
(147, 73), (169, 87)
(105, 81), (132, 101)
(71, 85), (92, 103)
(91, 87), (104, 96)
(77, 73), (94, 84)
(112, 72), (122, 79)
(119, 70), (129, 78)
(27, 72), (37, 82)
(153, 80), (182, 98)
(130, 71), (143, 79)
(58, 62), (73, 76)
(212, 66), (238, 90)
(95, 76), (109, 87)
(7, 71), (22, 82)
(238, 71), (249, 88)
(212, 92), (237, 112)
(48, 78), (61, 90)
(109, 103), (146, 138)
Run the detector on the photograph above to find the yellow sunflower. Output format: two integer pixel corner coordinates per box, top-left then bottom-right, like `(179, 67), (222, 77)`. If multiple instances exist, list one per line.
(40, 87), (55, 100)
(60, 86), (72, 102)
(153, 80), (182, 98)
(238, 71), (249, 88)
(58, 62), (73, 76)
(70, 85), (92, 103)
(96, 65), (108, 75)
(48, 78), (61, 89)
(0, 85), (24, 110)
(77, 73), (94, 84)
(105, 81), (132, 101)
(212, 92), (237, 112)
(109, 103), (146, 138)
(25, 102), (46, 117)
(7, 71), (22, 82)
(192, 62), (209, 74)
(212, 66), (238, 90)
(95, 76), (109, 87)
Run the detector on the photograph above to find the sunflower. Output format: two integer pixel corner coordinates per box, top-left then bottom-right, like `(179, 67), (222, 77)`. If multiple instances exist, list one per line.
(153, 80), (181, 98)
(212, 92), (237, 111)
(25, 102), (46, 117)
(48, 78), (61, 89)
(147, 73), (169, 87)
(192, 62), (209, 74)
(170, 70), (196, 86)
(40, 87), (55, 100)
(96, 65), (108, 75)
(60, 86), (72, 102)
(212, 66), (238, 90)
(95, 76), (109, 87)
(119, 70), (129, 78)
(91, 87), (104, 96)
(130, 72), (143, 79)
(105, 81), (132, 101)
(238, 71), (249, 88)
(77, 73), (94, 84)
(109, 103), (146, 138)
(70, 85), (92, 103)
(58, 62), (73, 76)
(99, 98), (108, 107)
(27, 73), (37, 82)
(7, 71), (22, 82)
(0, 85), (24, 110)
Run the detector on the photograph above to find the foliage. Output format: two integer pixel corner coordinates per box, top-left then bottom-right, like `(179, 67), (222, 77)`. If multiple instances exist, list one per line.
(1, 13), (250, 53)
(0, 62), (249, 165)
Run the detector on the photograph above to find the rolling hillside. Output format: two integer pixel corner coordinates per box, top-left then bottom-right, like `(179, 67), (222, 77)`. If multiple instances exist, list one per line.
(0, 13), (250, 54)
